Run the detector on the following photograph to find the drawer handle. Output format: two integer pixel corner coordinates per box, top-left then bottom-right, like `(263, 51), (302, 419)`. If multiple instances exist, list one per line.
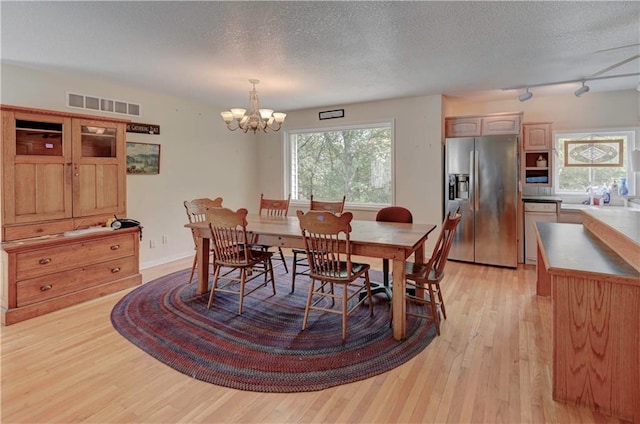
(40, 284), (52, 291)
(111, 267), (121, 273)
(39, 258), (51, 265)
(111, 245), (120, 250)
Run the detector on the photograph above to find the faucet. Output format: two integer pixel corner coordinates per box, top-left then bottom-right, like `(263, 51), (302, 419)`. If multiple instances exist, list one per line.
(586, 184), (594, 205)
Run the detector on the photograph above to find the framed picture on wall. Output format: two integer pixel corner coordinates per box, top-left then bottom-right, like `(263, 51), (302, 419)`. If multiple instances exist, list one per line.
(126, 142), (160, 175)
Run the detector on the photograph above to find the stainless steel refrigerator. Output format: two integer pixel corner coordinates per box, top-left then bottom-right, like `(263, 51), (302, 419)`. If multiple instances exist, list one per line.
(444, 135), (518, 268)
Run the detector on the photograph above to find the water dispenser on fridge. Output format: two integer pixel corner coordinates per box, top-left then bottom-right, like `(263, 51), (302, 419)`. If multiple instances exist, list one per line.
(448, 174), (469, 200)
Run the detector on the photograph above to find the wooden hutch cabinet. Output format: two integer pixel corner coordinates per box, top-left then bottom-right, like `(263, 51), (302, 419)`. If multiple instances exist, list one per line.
(1, 105), (141, 325)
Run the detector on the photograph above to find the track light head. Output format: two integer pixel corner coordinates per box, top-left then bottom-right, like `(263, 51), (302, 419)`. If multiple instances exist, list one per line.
(519, 88), (533, 102)
(574, 82), (590, 97)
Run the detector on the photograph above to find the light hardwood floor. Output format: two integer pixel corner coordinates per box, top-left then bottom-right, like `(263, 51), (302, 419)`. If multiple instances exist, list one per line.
(0, 254), (626, 423)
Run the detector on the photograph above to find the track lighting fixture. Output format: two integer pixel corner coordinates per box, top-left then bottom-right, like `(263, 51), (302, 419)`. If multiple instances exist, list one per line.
(574, 81), (590, 97)
(502, 72), (639, 101)
(519, 88), (533, 102)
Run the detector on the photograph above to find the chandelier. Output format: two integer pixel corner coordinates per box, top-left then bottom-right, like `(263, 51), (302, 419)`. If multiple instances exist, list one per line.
(220, 79), (286, 133)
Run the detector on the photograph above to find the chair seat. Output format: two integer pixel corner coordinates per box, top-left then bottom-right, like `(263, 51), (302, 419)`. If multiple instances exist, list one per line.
(215, 249), (273, 267)
(405, 262), (442, 283)
(309, 261), (370, 281)
(248, 243), (270, 250)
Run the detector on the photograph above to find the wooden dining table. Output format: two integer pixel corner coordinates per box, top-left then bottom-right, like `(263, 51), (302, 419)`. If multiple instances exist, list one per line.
(185, 214), (436, 340)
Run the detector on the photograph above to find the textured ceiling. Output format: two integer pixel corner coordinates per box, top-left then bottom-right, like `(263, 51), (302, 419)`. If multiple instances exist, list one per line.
(1, 1), (639, 112)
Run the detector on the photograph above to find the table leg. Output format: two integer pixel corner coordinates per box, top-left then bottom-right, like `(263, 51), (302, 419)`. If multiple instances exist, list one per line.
(196, 236), (210, 295)
(391, 258), (407, 340)
(414, 243), (426, 299)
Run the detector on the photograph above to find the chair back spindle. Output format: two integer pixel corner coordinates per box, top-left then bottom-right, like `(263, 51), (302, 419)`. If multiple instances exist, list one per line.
(297, 210), (353, 279)
(204, 207), (276, 314)
(259, 194), (290, 217)
(296, 209), (372, 341)
(206, 207), (252, 266)
(183, 197), (223, 284)
(310, 195), (346, 213)
(428, 207), (461, 281)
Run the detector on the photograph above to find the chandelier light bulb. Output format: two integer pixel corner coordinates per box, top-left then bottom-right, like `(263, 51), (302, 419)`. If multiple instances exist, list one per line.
(221, 80), (286, 134)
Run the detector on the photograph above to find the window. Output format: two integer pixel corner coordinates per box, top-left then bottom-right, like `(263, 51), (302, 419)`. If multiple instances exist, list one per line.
(286, 122), (393, 206)
(553, 129), (636, 195)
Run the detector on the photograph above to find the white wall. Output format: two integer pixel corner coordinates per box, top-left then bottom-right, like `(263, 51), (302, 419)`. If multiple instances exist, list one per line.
(445, 90), (640, 195)
(444, 90), (639, 131)
(258, 96), (445, 231)
(3, 62), (638, 268)
(1, 64), (261, 268)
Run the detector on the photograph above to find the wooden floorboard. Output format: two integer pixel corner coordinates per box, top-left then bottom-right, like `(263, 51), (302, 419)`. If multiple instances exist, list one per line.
(0, 254), (627, 423)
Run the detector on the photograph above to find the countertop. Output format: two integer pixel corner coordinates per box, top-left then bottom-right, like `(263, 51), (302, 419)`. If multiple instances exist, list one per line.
(535, 222), (639, 283)
(560, 203), (635, 211)
(582, 208), (640, 246)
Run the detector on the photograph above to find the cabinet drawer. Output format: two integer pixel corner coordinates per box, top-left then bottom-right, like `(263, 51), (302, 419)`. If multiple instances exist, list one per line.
(4, 220), (74, 241)
(15, 233), (135, 280)
(16, 255), (138, 307)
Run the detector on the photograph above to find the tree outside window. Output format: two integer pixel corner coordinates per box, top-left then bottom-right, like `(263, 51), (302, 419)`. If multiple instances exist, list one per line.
(288, 124), (393, 205)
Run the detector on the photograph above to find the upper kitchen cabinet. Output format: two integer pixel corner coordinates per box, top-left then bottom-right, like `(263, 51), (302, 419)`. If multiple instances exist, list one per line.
(522, 122), (553, 187)
(445, 113), (522, 138)
(523, 122), (552, 151)
(1, 106), (128, 240)
(445, 116), (482, 137)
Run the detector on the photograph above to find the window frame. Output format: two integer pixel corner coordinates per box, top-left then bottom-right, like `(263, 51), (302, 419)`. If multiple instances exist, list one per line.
(284, 120), (396, 211)
(552, 127), (637, 199)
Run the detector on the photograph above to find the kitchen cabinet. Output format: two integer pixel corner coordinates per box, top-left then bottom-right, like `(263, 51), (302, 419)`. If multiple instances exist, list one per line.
(445, 113), (522, 138)
(1, 105), (140, 325)
(558, 209), (584, 224)
(522, 123), (553, 187)
(2, 106), (126, 240)
(535, 209), (640, 422)
(524, 201), (557, 264)
(523, 123), (551, 151)
(1, 228), (141, 325)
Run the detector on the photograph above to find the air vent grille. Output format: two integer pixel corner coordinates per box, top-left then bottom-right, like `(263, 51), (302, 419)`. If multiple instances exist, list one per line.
(66, 92), (141, 117)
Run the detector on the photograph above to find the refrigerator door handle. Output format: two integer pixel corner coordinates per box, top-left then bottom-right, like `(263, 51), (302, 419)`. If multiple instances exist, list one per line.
(474, 150), (480, 211)
(469, 150), (475, 212)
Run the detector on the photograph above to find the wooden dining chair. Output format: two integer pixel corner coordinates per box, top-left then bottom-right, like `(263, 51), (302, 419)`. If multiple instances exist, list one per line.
(366, 206), (414, 301)
(206, 207), (276, 315)
(249, 194), (290, 273)
(290, 195), (346, 293)
(297, 210), (373, 341)
(393, 207), (461, 336)
(183, 197), (223, 284)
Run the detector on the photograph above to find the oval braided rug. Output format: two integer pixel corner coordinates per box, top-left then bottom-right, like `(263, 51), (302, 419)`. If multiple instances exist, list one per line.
(111, 264), (436, 393)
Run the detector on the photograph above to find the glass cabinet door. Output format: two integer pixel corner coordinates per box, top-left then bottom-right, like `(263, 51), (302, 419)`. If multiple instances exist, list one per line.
(2, 112), (73, 225)
(15, 119), (64, 156)
(72, 118), (126, 217)
(80, 124), (117, 157)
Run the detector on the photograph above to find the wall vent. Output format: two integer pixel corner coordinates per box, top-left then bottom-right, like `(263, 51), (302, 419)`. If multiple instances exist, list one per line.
(66, 92), (142, 117)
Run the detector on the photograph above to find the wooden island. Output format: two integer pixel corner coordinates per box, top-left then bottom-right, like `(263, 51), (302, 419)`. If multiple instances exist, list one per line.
(535, 208), (640, 422)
